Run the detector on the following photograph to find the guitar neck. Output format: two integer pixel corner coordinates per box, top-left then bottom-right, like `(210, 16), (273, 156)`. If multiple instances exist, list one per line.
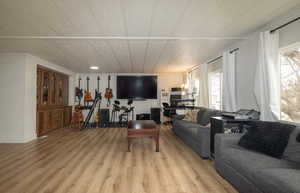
(87, 77), (90, 91)
(107, 75), (110, 88)
(97, 76), (100, 92)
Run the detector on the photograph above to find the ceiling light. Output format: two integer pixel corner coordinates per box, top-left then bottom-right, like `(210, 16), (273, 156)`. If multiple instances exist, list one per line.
(89, 66), (99, 70)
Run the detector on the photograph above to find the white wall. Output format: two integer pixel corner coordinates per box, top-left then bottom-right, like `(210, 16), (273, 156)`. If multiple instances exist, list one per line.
(0, 53), (74, 143)
(208, 5), (300, 110)
(0, 53), (27, 143)
(158, 72), (185, 91)
(75, 72), (184, 118)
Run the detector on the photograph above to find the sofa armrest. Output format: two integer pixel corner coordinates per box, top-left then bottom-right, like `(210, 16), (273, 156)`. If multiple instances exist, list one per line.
(215, 134), (243, 160)
(198, 125), (210, 134)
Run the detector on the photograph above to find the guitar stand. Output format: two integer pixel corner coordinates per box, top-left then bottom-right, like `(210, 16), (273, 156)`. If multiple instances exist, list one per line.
(81, 98), (101, 130)
(84, 100), (93, 108)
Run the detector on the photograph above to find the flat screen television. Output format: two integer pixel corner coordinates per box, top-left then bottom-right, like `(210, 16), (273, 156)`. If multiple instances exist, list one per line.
(117, 76), (157, 99)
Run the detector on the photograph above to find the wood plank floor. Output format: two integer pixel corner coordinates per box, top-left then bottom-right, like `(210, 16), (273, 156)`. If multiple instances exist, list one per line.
(0, 125), (238, 193)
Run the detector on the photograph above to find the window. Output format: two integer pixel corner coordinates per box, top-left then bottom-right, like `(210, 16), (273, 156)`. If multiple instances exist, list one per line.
(193, 79), (200, 105)
(209, 70), (222, 110)
(280, 45), (300, 122)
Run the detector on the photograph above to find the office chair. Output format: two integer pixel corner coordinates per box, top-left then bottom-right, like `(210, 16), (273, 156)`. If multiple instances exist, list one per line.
(162, 103), (176, 125)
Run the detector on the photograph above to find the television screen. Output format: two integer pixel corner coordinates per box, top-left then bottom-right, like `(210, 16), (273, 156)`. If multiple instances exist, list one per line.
(117, 76), (157, 99)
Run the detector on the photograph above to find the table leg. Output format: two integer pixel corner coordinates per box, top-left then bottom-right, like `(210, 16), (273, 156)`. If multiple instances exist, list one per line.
(155, 134), (159, 152)
(128, 138), (131, 152)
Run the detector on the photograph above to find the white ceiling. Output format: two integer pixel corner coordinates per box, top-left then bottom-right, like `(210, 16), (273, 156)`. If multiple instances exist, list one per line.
(0, 0), (299, 73)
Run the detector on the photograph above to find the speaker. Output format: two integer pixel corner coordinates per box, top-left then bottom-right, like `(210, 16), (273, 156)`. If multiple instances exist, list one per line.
(99, 109), (110, 127)
(151, 108), (161, 124)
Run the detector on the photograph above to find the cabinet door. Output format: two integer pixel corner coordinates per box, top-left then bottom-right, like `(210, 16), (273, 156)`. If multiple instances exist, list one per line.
(63, 75), (69, 105)
(42, 71), (50, 105)
(47, 110), (53, 131)
(63, 107), (72, 127)
(37, 69), (42, 105)
(56, 74), (64, 105)
(57, 109), (64, 129)
(49, 72), (56, 105)
(37, 110), (47, 137)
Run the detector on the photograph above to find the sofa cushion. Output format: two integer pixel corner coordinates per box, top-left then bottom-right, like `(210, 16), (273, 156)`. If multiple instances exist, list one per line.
(253, 168), (300, 193)
(238, 121), (295, 158)
(174, 120), (198, 129)
(283, 127), (300, 164)
(197, 108), (220, 125)
(174, 120), (197, 134)
(221, 147), (300, 183)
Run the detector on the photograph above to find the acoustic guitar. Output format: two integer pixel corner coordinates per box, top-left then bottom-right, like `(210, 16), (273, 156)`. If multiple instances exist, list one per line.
(71, 105), (84, 129)
(84, 76), (93, 102)
(104, 75), (113, 106)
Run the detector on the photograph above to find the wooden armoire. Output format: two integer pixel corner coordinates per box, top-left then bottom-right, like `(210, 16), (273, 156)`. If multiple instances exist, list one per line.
(36, 65), (72, 137)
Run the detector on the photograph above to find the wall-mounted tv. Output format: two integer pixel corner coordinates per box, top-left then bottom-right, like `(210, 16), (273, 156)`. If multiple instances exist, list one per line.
(117, 76), (157, 99)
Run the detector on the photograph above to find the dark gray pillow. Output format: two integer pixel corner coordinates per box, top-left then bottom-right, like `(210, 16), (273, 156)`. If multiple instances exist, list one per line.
(283, 127), (300, 164)
(238, 121), (295, 158)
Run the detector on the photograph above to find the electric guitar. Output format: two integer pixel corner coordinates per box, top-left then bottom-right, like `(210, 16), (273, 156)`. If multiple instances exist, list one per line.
(95, 76), (102, 100)
(84, 76), (93, 102)
(104, 75), (113, 106)
(93, 76), (102, 125)
(75, 77), (83, 105)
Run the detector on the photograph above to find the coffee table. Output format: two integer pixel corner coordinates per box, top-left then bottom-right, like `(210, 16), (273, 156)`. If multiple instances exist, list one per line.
(127, 120), (159, 152)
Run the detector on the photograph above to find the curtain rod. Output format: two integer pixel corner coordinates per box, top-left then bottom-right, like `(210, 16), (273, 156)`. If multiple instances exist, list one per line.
(189, 47), (239, 72)
(207, 47), (239, 64)
(229, 48), (239, 54)
(270, 16), (300, 33)
(207, 56), (223, 64)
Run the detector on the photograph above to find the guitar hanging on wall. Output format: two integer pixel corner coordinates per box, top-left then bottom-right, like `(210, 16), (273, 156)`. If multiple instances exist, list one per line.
(93, 76), (102, 124)
(84, 76), (93, 105)
(104, 75), (113, 107)
(95, 76), (102, 100)
(72, 77), (84, 129)
(75, 77), (83, 105)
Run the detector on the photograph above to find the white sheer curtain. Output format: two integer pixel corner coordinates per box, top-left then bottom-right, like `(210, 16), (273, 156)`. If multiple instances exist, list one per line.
(187, 72), (192, 93)
(198, 63), (209, 107)
(222, 50), (237, 112)
(254, 31), (280, 121)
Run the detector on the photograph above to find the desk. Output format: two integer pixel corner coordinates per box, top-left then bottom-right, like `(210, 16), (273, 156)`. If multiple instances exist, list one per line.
(210, 116), (256, 158)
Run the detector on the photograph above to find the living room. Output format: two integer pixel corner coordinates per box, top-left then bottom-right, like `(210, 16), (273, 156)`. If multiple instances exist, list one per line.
(0, 1), (300, 193)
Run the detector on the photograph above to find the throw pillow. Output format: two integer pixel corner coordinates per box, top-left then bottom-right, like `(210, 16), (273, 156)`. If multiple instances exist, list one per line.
(183, 111), (192, 121)
(238, 121), (295, 158)
(190, 110), (198, 122)
(283, 128), (300, 164)
(183, 110), (198, 122)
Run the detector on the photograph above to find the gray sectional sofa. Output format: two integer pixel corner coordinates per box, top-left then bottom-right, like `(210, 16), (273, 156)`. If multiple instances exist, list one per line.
(172, 107), (221, 158)
(214, 124), (300, 193)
